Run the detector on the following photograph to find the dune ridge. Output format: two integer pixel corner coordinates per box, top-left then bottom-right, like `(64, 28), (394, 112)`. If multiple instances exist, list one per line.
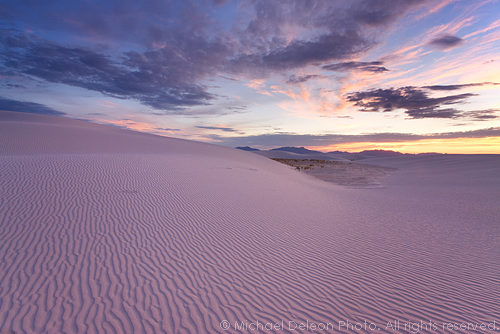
(0, 111), (499, 333)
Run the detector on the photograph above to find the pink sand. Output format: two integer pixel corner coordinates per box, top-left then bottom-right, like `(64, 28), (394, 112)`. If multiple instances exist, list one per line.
(0, 111), (499, 333)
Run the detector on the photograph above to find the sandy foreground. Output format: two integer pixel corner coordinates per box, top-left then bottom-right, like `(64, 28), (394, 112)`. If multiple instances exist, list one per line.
(0, 111), (499, 334)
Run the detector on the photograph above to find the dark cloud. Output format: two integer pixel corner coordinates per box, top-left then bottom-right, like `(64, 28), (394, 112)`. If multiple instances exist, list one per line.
(156, 127), (181, 132)
(231, 32), (371, 72)
(211, 127), (500, 148)
(287, 74), (323, 84)
(322, 61), (388, 73)
(159, 103), (248, 117)
(229, 0), (425, 72)
(225, 105), (248, 112)
(0, 0), (428, 111)
(423, 82), (499, 91)
(428, 34), (464, 49)
(350, 0), (425, 26)
(196, 125), (237, 132)
(345, 86), (496, 119)
(0, 0), (187, 48)
(0, 97), (65, 115)
(212, 132), (424, 148)
(213, 0), (229, 6)
(0, 32), (225, 111)
(463, 109), (499, 120)
(3, 83), (25, 89)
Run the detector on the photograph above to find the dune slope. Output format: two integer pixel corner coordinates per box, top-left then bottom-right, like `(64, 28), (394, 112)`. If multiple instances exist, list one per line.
(0, 111), (499, 333)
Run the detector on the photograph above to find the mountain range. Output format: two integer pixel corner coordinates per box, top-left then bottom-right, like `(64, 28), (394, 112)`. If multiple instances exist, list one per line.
(236, 146), (413, 161)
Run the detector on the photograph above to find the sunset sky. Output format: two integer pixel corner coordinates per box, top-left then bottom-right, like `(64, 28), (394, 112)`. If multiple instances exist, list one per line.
(1, 0), (499, 153)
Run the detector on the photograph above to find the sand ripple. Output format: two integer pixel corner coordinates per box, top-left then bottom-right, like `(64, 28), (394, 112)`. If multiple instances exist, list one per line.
(0, 113), (499, 333)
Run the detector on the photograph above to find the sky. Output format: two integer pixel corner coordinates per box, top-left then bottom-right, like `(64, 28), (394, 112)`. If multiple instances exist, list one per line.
(0, 0), (499, 153)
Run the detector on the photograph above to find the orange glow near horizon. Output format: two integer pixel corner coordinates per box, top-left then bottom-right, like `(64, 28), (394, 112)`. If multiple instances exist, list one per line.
(308, 136), (500, 154)
(97, 119), (160, 133)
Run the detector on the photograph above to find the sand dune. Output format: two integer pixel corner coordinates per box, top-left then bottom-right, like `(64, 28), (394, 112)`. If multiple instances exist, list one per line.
(1, 111), (499, 333)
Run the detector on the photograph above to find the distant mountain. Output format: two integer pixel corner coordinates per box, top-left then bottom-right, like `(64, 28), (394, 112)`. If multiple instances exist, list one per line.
(236, 146), (260, 151)
(270, 147), (322, 154)
(358, 150), (404, 157)
(238, 146), (411, 162)
(326, 151), (358, 160)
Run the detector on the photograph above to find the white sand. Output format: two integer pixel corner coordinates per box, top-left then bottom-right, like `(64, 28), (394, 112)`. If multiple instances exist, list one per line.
(0, 110), (499, 333)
